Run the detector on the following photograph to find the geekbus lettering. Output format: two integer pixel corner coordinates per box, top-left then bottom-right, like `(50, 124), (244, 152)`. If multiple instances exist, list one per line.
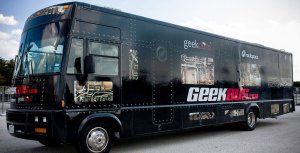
(187, 87), (259, 102)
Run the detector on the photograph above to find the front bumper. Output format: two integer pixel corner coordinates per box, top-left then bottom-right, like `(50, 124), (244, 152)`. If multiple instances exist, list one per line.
(6, 109), (64, 141)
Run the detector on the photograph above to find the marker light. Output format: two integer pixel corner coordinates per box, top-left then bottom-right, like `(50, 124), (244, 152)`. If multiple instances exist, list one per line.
(61, 100), (65, 108)
(35, 128), (46, 134)
(27, 5), (71, 21)
(63, 5), (70, 9)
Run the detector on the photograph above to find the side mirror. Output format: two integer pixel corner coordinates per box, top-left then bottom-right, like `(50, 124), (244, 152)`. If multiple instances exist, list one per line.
(14, 55), (19, 67)
(14, 55), (18, 61)
(84, 55), (95, 74)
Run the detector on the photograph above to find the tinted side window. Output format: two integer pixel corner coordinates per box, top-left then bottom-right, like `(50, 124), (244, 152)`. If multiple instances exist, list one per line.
(89, 42), (118, 57)
(88, 42), (119, 76)
(67, 38), (83, 74)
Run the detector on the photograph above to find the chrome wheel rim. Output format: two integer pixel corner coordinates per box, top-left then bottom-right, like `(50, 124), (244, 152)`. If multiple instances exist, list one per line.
(86, 127), (109, 153)
(247, 112), (256, 127)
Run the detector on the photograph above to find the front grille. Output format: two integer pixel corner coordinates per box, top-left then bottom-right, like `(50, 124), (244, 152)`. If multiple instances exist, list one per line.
(6, 110), (55, 138)
(7, 112), (26, 123)
(7, 111), (49, 125)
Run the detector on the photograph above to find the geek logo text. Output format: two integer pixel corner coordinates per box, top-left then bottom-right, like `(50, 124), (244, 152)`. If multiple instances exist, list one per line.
(187, 87), (259, 102)
(184, 40), (212, 50)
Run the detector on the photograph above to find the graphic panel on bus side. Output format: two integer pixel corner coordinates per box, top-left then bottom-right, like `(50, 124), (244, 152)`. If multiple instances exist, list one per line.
(189, 112), (215, 121)
(224, 109), (244, 117)
(240, 63), (261, 87)
(271, 104), (279, 115)
(181, 54), (214, 85)
(74, 81), (113, 104)
(129, 49), (139, 80)
(283, 103), (290, 113)
(182, 106), (216, 127)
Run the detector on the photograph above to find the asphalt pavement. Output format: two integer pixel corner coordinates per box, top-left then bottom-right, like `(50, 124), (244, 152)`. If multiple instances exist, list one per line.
(0, 105), (300, 153)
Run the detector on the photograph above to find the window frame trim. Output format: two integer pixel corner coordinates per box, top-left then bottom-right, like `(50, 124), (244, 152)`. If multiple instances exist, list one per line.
(87, 40), (120, 77)
(66, 37), (85, 75)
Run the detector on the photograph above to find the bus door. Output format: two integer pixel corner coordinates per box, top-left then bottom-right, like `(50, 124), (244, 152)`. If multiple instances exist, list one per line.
(66, 21), (121, 110)
(84, 40), (121, 110)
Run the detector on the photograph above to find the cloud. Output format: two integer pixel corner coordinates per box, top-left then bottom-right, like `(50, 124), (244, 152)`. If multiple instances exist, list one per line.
(11, 29), (22, 35)
(0, 31), (11, 39)
(183, 18), (300, 81)
(0, 14), (18, 25)
(0, 29), (22, 59)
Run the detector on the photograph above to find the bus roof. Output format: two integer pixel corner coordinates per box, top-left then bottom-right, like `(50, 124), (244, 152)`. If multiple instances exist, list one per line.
(54, 2), (291, 55)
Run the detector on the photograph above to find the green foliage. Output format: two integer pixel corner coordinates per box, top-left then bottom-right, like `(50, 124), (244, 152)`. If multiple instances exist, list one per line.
(0, 58), (15, 86)
(294, 81), (300, 87)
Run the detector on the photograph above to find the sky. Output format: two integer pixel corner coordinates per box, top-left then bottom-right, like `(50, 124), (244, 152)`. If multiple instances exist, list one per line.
(0, 0), (300, 81)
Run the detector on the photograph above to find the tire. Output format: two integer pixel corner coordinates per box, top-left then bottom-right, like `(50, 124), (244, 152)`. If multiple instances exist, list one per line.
(243, 109), (257, 131)
(77, 123), (113, 153)
(39, 138), (61, 146)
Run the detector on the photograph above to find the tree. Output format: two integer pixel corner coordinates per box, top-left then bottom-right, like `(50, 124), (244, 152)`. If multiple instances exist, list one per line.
(0, 58), (15, 86)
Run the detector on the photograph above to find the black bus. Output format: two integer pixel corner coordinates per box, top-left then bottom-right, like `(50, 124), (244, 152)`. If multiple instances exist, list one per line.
(7, 2), (294, 153)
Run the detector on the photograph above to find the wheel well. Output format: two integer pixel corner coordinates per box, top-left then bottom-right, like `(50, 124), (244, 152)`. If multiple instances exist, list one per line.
(249, 106), (260, 119)
(79, 117), (122, 136)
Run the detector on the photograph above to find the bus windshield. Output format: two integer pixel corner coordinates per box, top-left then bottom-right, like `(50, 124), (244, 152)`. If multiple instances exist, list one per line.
(17, 21), (67, 76)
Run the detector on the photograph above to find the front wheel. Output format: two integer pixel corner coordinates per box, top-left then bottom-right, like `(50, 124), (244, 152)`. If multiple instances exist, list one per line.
(243, 109), (257, 131)
(77, 123), (113, 153)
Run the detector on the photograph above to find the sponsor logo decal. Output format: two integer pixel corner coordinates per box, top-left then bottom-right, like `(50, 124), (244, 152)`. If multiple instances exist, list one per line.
(225, 109), (244, 117)
(187, 87), (259, 102)
(184, 40), (212, 50)
(241, 50), (258, 60)
(271, 104), (279, 115)
(189, 112), (215, 121)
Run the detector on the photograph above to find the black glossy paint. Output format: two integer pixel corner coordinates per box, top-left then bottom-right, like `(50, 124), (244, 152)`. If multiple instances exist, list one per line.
(7, 2), (294, 144)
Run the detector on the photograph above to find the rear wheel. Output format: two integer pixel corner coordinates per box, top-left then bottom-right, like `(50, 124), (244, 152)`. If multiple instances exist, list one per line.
(78, 123), (113, 153)
(243, 109), (257, 131)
